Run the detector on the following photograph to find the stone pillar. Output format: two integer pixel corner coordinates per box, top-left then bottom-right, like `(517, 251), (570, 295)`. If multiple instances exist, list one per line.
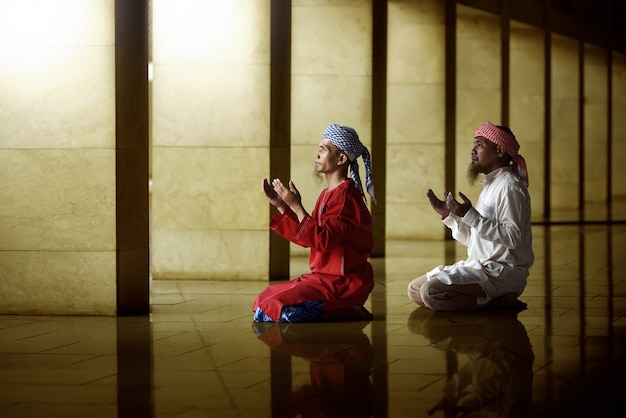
(115, 0), (150, 314)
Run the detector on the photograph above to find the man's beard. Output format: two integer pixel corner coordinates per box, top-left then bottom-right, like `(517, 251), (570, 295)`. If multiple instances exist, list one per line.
(466, 163), (482, 185)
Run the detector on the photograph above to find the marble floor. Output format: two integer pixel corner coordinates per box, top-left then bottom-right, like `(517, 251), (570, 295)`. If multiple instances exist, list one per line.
(1, 223), (625, 417)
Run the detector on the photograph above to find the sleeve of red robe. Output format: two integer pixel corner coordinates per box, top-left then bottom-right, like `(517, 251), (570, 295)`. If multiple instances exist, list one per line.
(269, 179), (373, 278)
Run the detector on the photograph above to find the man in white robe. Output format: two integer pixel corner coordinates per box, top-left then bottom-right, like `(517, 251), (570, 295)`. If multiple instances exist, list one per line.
(408, 121), (533, 311)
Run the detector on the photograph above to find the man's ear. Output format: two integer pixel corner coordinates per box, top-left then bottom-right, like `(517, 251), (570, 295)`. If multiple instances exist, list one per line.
(338, 152), (349, 165)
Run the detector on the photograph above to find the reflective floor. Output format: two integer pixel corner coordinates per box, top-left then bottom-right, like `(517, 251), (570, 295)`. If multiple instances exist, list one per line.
(1, 223), (625, 417)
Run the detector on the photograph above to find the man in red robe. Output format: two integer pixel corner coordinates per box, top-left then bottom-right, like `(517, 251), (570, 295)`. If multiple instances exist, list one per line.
(253, 124), (376, 322)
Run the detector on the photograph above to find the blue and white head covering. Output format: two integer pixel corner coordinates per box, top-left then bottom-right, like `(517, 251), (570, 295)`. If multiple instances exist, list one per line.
(323, 124), (375, 203)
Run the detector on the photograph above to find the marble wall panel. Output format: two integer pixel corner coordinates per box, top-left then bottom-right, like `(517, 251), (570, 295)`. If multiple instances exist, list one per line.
(510, 24), (545, 96)
(292, 0), (371, 77)
(151, 64), (270, 148)
(291, 75), (372, 146)
(583, 44), (608, 203)
(551, 35), (580, 210)
(510, 21), (545, 220)
(0, 0), (113, 45)
(386, 0), (445, 240)
(387, 203), (446, 240)
(152, 147), (268, 231)
(510, 95), (545, 220)
(387, 144), (444, 204)
(151, 229), (268, 280)
(152, 0), (270, 66)
(584, 103), (608, 202)
(386, 143), (444, 239)
(151, 0), (271, 280)
(456, 6), (500, 91)
(0, 46), (116, 149)
(0, 148), (116, 252)
(387, 0), (445, 85)
(551, 35), (579, 100)
(612, 52), (626, 200)
(386, 84), (445, 145)
(455, 4), (500, 119)
(0, 251), (116, 315)
(0, 0), (115, 150)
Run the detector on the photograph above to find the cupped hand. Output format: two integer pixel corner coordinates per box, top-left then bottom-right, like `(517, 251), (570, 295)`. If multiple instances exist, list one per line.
(262, 178), (287, 212)
(445, 191), (472, 217)
(427, 188), (450, 219)
(271, 178), (302, 209)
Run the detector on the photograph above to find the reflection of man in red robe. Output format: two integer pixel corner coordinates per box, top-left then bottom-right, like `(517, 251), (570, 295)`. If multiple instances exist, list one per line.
(253, 124), (376, 323)
(253, 322), (375, 418)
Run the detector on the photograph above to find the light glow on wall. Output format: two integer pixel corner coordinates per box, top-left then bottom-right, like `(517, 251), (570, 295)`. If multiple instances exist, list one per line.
(0, 0), (115, 148)
(0, 0), (113, 47)
(152, 0), (262, 63)
(0, 0), (114, 103)
(148, 62), (154, 81)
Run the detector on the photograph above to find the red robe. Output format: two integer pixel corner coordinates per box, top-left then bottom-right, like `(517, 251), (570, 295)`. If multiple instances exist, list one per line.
(253, 179), (374, 322)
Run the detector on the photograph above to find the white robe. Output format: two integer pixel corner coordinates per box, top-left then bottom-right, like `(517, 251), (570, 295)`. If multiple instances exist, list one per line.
(427, 166), (534, 304)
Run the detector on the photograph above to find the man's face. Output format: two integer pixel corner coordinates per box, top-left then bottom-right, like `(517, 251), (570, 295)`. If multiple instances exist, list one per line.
(467, 136), (500, 184)
(314, 138), (343, 174)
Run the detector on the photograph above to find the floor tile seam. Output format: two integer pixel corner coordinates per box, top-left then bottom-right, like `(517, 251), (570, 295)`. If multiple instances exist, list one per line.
(370, 357), (400, 374)
(2, 329), (63, 342)
(188, 313), (254, 324)
(151, 330), (190, 342)
(176, 343), (216, 356)
(56, 353), (111, 369)
(0, 351), (106, 364)
(213, 355), (254, 371)
(414, 374), (447, 392)
(76, 371), (119, 386)
(35, 341), (92, 354)
(0, 319), (45, 332)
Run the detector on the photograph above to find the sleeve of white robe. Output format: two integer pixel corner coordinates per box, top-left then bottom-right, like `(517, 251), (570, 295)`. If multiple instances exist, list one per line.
(442, 213), (472, 246)
(459, 185), (527, 249)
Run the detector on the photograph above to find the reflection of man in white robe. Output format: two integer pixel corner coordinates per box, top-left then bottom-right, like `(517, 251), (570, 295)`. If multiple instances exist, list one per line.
(408, 309), (535, 418)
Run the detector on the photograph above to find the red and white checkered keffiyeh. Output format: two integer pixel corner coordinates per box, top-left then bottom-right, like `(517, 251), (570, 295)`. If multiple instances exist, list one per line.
(474, 121), (529, 187)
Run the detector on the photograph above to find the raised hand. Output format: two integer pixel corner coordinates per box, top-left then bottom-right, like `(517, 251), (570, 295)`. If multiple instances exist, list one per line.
(287, 180), (302, 206)
(445, 191), (472, 217)
(271, 178), (308, 221)
(427, 188), (450, 219)
(262, 178), (287, 212)
(272, 178), (301, 209)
